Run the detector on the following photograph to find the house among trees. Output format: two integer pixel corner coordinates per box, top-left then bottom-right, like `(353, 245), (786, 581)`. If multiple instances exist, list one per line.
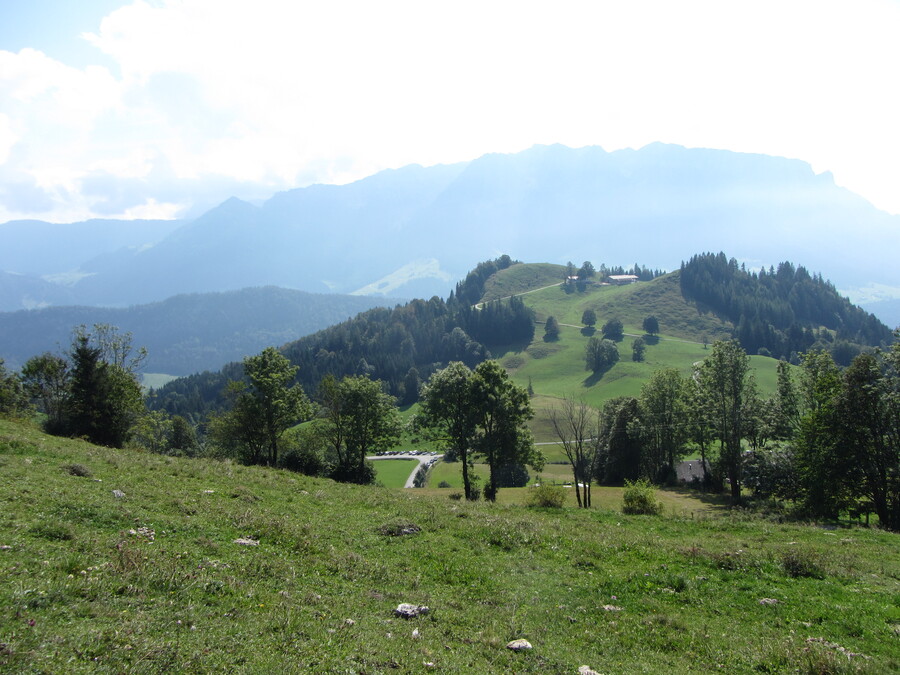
(608, 274), (639, 285)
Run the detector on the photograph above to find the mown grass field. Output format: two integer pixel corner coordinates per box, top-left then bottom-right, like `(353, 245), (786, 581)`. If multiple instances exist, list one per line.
(2, 417), (897, 674)
(372, 459), (418, 488)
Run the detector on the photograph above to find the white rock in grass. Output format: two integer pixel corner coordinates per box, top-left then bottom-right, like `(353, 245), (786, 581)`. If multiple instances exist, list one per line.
(394, 603), (429, 618)
(506, 639), (533, 651)
(112, 489), (126, 498)
(579, 666), (602, 675)
(233, 537), (259, 546)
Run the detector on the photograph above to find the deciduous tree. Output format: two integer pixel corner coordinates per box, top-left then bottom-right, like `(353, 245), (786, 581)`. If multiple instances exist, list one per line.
(320, 374), (402, 483)
(601, 318), (624, 341)
(470, 360), (543, 501)
(213, 347), (312, 467)
(20, 353), (69, 432)
(581, 309), (597, 327)
(417, 362), (479, 499)
(585, 337), (619, 373)
(548, 396), (599, 507)
(697, 340), (757, 503)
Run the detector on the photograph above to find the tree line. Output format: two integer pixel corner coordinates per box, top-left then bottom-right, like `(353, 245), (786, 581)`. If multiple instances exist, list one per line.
(680, 253), (892, 363)
(546, 337), (900, 531)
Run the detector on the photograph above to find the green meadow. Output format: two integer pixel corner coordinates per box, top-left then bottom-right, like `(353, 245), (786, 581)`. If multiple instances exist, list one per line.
(1, 416), (897, 674)
(488, 270), (782, 416)
(372, 458), (418, 488)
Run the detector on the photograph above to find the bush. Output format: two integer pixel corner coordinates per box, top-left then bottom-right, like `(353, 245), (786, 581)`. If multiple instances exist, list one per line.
(780, 549), (825, 579)
(63, 463), (92, 478)
(525, 482), (566, 508)
(622, 478), (663, 515)
(438, 480), (452, 488)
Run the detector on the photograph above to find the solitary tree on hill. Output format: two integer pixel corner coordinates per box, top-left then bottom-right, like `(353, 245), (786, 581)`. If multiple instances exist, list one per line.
(581, 309), (597, 327)
(585, 337), (619, 373)
(544, 316), (560, 341)
(602, 318), (624, 341)
(643, 315), (660, 336)
(632, 337), (646, 362)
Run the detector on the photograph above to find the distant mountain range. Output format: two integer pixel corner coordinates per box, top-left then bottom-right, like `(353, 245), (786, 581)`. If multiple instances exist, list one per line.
(0, 287), (393, 375)
(2, 143), (899, 326)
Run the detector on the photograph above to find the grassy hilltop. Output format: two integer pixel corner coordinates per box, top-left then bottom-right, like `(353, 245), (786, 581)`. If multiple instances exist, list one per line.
(478, 264), (780, 425)
(1, 417), (898, 674)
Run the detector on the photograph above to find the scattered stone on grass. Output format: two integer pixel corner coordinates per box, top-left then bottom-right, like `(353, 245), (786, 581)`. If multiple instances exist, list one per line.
(507, 639), (533, 651)
(0, 545), (12, 551)
(128, 527), (155, 541)
(112, 489), (126, 498)
(344, 618), (356, 626)
(758, 598), (780, 605)
(804, 637), (869, 660)
(412, 628), (420, 639)
(601, 605), (623, 612)
(379, 522), (421, 537)
(233, 537), (259, 546)
(394, 603), (429, 618)
(578, 667), (602, 675)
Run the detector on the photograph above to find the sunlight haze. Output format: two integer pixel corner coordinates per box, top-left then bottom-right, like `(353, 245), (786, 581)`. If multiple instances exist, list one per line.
(1, 0), (898, 222)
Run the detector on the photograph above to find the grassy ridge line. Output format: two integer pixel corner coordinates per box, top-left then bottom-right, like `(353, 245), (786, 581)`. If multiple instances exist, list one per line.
(2, 417), (898, 673)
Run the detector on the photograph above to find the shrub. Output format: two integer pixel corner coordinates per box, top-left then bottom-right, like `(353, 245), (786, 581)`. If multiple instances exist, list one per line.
(780, 548), (825, 579)
(622, 478), (663, 515)
(63, 463), (92, 478)
(438, 480), (452, 488)
(525, 482), (566, 508)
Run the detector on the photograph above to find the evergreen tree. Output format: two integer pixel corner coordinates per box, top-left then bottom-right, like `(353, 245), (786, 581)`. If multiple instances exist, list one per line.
(544, 315), (560, 341)
(65, 334), (143, 448)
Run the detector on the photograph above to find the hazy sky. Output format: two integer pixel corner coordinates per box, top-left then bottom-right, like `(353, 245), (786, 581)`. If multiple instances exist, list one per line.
(1, 0), (898, 223)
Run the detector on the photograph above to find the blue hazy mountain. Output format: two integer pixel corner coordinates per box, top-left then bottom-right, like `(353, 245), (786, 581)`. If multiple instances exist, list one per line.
(0, 286), (395, 375)
(2, 143), (898, 323)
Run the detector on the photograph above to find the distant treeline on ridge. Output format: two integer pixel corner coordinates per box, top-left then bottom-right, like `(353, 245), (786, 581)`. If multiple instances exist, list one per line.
(680, 253), (892, 364)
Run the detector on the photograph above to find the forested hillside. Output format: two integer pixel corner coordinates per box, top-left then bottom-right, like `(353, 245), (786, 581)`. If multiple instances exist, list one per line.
(151, 258), (535, 417)
(149, 253), (892, 421)
(680, 253), (892, 363)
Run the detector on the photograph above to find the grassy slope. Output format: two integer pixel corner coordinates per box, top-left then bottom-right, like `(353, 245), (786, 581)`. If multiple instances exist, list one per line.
(484, 268), (781, 421)
(480, 263), (568, 302)
(2, 418), (897, 674)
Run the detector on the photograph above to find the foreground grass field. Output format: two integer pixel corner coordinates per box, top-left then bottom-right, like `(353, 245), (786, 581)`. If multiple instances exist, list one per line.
(2, 417), (898, 674)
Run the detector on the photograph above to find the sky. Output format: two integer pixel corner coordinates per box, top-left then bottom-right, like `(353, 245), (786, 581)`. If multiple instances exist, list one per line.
(1, 0), (899, 224)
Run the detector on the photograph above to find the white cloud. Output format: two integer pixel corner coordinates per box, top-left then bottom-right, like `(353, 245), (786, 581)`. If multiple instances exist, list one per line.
(120, 197), (186, 220)
(0, 113), (17, 165)
(1, 0), (898, 222)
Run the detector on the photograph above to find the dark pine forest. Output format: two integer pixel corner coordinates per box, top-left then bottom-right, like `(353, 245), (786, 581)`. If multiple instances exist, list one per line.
(680, 253), (892, 364)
